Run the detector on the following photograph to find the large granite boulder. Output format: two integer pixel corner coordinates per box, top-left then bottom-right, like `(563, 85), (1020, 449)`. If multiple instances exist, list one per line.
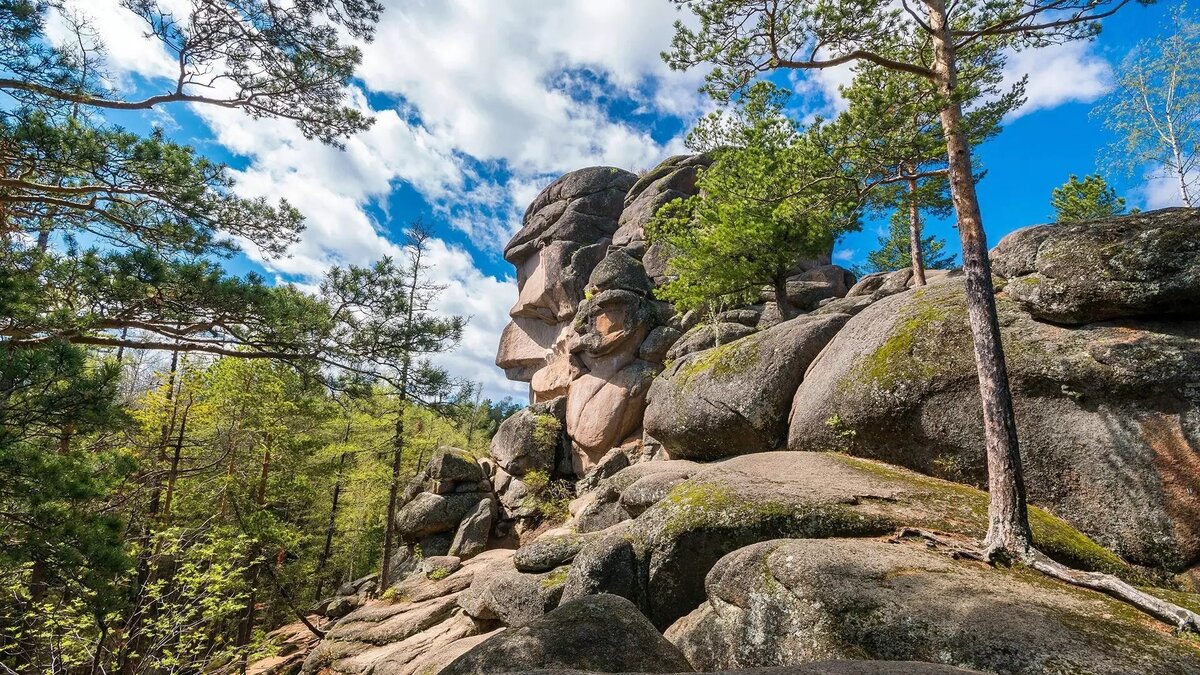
(614, 154), (712, 282)
(644, 313), (851, 460)
(564, 279), (664, 470)
(557, 452), (1138, 629)
(787, 278), (1200, 571)
(395, 492), (491, 542)
(456, 565), (566, 628)
(498, 166), (636, 401)
(440, 594), (695, 674)
(992, 208), (1200, 324)
(490, 397), (567, 478)
(667, 539), (1200, 674)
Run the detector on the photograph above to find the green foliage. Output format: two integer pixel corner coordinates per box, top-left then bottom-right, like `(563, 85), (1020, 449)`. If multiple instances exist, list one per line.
(859, 212), (958, 275)
(1094, 5), (1200, 207)
(0, 341), (133, 614)
(521, 470), (573, 525)
(1051, 174), (1130, 222)
(824, 414), (858, 452)
(647, 83), (860, 315)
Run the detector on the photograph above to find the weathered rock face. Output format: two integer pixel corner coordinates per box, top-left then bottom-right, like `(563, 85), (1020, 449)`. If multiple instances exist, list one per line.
(298, 550), (514, 675)
(496, 157), (853, 474)
(645, 313), (850, 460)
(441, 594), (695, 675)
(497, 159), (706, 474)
(489, 397), (566, 478)
(615, 154), (713, 284)
(548, 451), (1156, 631)
(393, 448), (496, 562)
(497, 166), (637, 401)
(787, 278), (1200, 571)
(667, 539), (1200, 675)
(992, 208), (1200, 324)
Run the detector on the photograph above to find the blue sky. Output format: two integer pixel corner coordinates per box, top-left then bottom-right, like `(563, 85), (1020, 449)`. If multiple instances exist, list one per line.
(51, 0), (1188, 402)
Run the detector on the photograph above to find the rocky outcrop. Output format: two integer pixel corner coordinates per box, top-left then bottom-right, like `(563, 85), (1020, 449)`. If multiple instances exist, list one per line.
(552, 451), (1146, 630)
(644, 314), (850, 460)
(667, 538), (1200, 674)
(257, 170), (1200, 675)
(498, 166), (637, 400)
(299, 550), (514, 675)
(441, 595), (695, 675)
(992, 208), (1200, 324)
(392, 448), (495, 563)
(787, 277), (1200, 571)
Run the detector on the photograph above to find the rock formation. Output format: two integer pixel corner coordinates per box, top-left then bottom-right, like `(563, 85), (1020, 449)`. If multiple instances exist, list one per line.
(247, 166), (1200, 675)
(788, 210), (1200, 574)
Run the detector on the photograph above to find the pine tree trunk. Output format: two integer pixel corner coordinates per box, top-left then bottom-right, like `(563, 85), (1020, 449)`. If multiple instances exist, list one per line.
(378, 239), (424, 592)
(926, 0), (1032, 558)
(378, 412), (406, 592)
(314, 440), (348, 600)
(907, 177), (927, 286)
(773, 273), (797, 320)
(159, 402), (189, 525)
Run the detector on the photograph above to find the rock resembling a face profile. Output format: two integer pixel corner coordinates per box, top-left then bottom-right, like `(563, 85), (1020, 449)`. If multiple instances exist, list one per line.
(496, 160), (709, 474)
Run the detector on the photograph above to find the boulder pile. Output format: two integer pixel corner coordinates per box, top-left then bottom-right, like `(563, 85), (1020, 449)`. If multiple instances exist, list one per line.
(247, 167), (1200, 675)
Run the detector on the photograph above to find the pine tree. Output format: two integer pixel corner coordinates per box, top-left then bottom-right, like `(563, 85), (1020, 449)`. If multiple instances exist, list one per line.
(648, 83), (860, 319)
(1051, 174), (1129, 222)
(861, 210), (958, 275)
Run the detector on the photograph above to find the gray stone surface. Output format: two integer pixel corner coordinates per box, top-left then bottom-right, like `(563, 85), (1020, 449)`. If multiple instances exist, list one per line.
(456, 565), (565, 628)
(992, 208), (1200, 324)
(575, 486), (631, 534)
(645, 313), (850, 460)
(619, 472), (688, 517)
(514, 533), (592, 573)
(490, 397), (566, 478)
(395, 492), (490, 541)
(663, 322), (756, 362)
(505, 167), (636, 266)
(441, 595), (694, 674)
(448, 497), (494, 559)
(666, 539), (1200, 675)
(560, 534), (644, 608)
(788, 278), (1200, 571)
(428, 448), (484, 485)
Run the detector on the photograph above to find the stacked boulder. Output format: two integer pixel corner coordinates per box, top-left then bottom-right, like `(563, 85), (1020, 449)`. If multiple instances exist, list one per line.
(495, 156), (857, 475)
(390, 448), (496, 576)
(486, 396), (569, 533)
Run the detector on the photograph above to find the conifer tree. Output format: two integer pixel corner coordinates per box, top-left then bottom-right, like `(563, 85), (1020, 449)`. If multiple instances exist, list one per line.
(1050, 174), (1129, 221)
(861, 210), (958, 275)
(648, 83), (860, 318)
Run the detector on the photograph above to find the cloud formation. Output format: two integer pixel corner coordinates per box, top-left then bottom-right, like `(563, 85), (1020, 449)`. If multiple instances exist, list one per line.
(45, 0), (1121, 401)
(48, 0), (708, 400)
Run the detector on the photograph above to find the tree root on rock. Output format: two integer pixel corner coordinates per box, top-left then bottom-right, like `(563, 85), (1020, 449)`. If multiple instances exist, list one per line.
(886, 527), (1200, 634)
(1027, 550), (1200, 633)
